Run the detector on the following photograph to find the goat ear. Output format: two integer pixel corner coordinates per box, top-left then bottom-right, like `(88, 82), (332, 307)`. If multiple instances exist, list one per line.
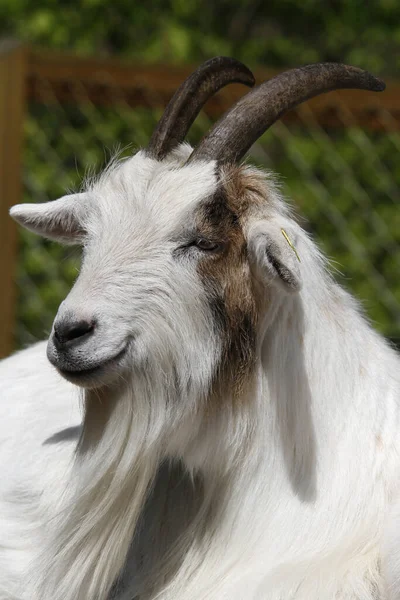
(9, 193), (87, 245)
(247, 220), (302, 293)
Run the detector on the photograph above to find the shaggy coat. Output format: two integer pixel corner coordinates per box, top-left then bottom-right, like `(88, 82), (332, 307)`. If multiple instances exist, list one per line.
(1, 144), (400, 600)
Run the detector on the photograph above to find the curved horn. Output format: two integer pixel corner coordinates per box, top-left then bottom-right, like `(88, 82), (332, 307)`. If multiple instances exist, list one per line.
(189, 63), (385, 164)
(147, 57), (255, 160)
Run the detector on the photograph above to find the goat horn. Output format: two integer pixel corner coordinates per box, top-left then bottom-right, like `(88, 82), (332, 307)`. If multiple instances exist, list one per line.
(189, 63), (385, 164)
(147, 57), (255, 160)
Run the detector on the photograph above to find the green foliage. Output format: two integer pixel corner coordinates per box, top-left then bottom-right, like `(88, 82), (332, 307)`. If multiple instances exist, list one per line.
(2, 0), (400, 73)
(1, 1), (399, 346)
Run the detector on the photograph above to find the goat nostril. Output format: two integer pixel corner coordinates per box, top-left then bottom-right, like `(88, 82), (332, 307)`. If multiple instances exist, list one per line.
(67, 321), (94, 341)
(54, 319), (95, 346)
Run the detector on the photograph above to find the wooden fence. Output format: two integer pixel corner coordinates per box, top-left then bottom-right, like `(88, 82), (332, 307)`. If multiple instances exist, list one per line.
(1, 41), (400, 358)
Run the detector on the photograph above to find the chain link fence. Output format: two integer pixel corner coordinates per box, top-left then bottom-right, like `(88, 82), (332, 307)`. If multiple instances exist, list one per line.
(12, 51), (400, 349)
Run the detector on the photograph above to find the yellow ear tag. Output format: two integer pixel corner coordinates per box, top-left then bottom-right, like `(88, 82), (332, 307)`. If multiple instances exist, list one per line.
(281, 228), (301, 263)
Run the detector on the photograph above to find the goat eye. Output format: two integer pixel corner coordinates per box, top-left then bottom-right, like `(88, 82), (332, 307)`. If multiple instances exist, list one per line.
(195, 238), (221, 252)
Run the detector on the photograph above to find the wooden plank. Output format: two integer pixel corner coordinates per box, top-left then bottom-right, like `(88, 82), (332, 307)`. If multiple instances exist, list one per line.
(26, 49), (400, 130)
(0, 42), (27, 358)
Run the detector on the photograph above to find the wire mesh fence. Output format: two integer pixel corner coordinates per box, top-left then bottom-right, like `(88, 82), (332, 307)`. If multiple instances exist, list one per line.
(8, 49), (400, 350)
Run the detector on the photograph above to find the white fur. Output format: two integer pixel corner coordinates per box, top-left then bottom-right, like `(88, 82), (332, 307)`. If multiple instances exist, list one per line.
(1, 144), (400, 600)
(0, 342), (80, 599)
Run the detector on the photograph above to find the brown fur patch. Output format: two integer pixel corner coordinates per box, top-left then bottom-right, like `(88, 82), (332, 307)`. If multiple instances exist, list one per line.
(222, 164), (267, 217)
(194, 166), (267, 403)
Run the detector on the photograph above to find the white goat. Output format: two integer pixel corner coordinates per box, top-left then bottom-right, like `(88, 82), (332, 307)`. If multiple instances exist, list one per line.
(1, 57), (400, 600)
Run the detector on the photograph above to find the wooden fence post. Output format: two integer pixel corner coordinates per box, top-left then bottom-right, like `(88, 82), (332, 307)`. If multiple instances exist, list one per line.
(0, 42), (27, 359)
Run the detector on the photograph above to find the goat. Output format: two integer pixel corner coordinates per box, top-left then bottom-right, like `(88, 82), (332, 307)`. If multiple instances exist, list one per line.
(1, 56), (400, 600)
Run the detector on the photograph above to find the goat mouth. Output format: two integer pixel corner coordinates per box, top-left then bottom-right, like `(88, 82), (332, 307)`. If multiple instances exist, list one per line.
(56, 347), (128, 387)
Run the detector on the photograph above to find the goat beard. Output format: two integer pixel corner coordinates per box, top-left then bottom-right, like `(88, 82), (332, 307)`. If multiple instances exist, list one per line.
(30, 373), (169, 600)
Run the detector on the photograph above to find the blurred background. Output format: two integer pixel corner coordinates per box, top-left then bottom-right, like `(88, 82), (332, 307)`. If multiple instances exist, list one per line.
(0, 0), (399, 357)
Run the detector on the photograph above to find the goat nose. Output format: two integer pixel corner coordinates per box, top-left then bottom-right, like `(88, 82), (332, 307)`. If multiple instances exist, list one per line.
(53, 318), (95, 348)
